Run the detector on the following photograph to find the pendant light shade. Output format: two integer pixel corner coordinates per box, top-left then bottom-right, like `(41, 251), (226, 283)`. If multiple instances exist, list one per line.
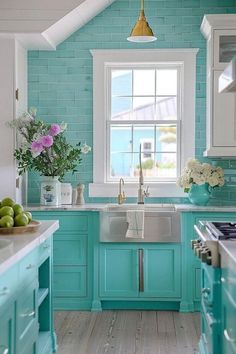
(127, 0), (157, 43)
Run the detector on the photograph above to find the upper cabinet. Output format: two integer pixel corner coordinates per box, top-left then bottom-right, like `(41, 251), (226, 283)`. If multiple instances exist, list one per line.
(201, 15), (236, 157)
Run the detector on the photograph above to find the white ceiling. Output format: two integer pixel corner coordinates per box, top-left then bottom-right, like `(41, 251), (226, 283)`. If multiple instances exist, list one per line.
(0, 0), (116, 49)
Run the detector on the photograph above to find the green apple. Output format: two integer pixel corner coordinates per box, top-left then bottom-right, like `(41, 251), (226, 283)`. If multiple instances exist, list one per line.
(0, 206), (14, 218)
(14, 213), (28, 227)
(0, 215), (14, 228)
(1, 197), (15, 207)
(13, 204), (24, 216)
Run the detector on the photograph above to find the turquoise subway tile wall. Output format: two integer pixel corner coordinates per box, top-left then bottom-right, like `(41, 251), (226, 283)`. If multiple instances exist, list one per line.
(28, 0), (236, 205)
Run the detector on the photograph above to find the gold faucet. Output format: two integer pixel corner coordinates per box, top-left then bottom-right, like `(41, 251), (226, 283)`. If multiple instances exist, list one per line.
(117, 178), (126, 204)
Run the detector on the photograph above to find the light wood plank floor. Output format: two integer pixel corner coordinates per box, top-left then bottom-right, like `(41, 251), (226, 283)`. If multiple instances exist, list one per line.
(54, 311), (200, 354)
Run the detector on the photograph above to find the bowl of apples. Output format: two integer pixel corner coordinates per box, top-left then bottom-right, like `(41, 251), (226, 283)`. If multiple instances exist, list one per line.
(0, 197), (40, 234)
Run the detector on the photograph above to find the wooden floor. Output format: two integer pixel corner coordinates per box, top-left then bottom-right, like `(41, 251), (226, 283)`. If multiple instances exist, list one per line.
(54, 311), (200, 354)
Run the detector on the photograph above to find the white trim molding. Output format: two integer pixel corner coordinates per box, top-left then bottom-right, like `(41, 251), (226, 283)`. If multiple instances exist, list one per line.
(89, 49), (198, 198)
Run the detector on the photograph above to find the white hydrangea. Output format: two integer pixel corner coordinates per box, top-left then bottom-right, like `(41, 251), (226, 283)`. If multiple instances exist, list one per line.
(176, 158), (225, 192)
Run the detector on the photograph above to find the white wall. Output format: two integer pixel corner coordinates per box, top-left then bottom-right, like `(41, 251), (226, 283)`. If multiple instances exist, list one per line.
(0, 38), (27, 201)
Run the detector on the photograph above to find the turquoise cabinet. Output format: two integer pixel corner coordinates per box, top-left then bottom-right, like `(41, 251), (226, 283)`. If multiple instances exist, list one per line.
(0, 232), (55, 354)
(142, 245), (181, 298)
(100, 245), (139, 297)
(32, 211), (98, 310)
(99, 243), (181, 303)
(0, 302), (15, 354)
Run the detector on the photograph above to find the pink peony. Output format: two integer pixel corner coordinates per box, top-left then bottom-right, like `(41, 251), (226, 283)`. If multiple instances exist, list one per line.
(31, 141), (44, 157)
(49, 124), (61, 136)
(40, 135), (53, 148)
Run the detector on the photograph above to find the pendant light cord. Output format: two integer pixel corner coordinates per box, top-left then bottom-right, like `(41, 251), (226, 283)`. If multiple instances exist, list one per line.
(141, 0), (144, 11)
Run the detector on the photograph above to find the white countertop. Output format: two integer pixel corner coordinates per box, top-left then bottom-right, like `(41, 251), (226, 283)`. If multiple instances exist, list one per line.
(174, 204), (236, 212)
(27, 203), (236, 213)
(27, 204), (107, 211)
(0, 220), (59, 275)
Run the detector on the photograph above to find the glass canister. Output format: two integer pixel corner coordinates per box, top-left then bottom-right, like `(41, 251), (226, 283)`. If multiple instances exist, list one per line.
(61, 183), (72, 205)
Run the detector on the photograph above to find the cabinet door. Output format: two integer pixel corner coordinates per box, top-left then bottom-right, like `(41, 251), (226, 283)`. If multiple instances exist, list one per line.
(0, 302), (14, 354)
(16, 279), (38, 353)
(53, 266), (87, 297)
(141, 245), (181, 298)
(213, 29), (236, 70)
(213, 70), (236, 148)
(222, 287), (236, 354)
(99, 245), (138, 297)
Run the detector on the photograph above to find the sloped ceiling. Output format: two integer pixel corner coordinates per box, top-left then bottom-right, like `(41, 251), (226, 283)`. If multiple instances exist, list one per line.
(0, 0), (116, 49)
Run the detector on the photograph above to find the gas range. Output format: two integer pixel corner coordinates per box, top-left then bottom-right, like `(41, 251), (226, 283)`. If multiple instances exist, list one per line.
(205, 221), (236, 240)
(193, 220), (236, 267)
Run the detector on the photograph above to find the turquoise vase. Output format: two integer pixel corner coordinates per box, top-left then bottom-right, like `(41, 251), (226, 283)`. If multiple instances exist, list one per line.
(188, 183), (210, 206)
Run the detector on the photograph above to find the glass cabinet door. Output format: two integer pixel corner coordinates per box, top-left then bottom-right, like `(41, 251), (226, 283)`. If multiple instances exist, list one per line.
(214, 29), (236, 69)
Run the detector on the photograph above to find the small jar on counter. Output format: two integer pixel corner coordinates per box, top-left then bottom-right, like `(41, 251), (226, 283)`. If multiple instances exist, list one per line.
(76, 183), (85, 205)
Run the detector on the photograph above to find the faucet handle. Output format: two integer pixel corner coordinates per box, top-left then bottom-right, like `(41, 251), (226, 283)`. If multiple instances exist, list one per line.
(144, 186), (150, 198)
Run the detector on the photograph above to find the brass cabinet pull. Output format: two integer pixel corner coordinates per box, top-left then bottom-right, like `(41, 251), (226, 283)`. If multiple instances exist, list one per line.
(138, 249), (144, 292)
(224, 329), (236, 343)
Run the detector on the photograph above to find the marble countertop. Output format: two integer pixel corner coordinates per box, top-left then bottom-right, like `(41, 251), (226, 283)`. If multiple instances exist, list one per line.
(175, 204), (236, 212)
(27, 203), (236, 213)
(0, 220), (59, 275)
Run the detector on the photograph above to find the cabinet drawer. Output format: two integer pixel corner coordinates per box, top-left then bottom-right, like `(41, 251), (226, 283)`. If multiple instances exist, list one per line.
(38, 238), (51, 265)
(0, 264), (18, 307)
(32, 212), (88, 233)
(19, 250), (38, 285)
(54, 236), (87, 265)
(53, 266), (87, 297)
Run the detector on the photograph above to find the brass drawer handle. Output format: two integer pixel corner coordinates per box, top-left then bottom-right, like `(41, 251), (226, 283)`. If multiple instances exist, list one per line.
(224, 329), (236, 343)
(21, 310), (35, 318)
(0, 347), (9, 354)
(42, 243), (50, 249)
(26, 264), (35, 270)
(0, 287), (9, 296)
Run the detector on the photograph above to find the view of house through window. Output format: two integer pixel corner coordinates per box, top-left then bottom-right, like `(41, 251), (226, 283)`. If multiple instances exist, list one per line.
(107, 67), (179, 181)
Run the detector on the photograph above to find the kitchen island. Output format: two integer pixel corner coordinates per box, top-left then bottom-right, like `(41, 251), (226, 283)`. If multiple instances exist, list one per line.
(0, 220), (59, 354)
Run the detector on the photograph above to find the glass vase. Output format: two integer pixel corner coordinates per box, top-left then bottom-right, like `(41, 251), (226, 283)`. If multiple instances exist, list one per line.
(40, 176), (61, 206)
(188, 183), (210, 206)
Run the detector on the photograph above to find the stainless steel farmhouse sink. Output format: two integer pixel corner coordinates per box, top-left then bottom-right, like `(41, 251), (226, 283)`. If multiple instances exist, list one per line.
(100, 204), (180, 243)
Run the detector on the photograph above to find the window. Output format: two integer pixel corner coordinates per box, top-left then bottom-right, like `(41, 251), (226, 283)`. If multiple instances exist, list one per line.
(108, 67), (179, 182)
(90, 49), (198, 198)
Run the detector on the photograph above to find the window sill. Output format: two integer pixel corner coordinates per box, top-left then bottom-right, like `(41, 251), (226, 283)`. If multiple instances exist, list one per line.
(89, 182), (185, 198)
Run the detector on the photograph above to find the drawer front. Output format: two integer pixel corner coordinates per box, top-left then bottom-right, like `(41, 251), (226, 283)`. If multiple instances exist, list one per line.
(222, 287), (236, 354)
(54, 236), (87, 265)
(0, 264), (18, 307)
(38, 238), (51, 265)
(16, 280), (38, 352)
(53, 266), (87, 297)
(19, 250), (38, 285)
(32, 212), (88, 233)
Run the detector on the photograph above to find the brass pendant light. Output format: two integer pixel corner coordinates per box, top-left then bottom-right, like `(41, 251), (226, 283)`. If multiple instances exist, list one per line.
(127, 0), (157, 43)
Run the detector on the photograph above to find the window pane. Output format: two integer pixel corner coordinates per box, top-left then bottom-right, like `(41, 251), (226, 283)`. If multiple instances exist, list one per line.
(111, 97), (132, 120)
(110, 126), (132, 153)
(133, 70), (155, 96)
(112, 70), (132, 96)
(133, 97), (155, 120)
(156, 97), (177, 120)
(110, 152), (133, 177)
(155, 153), (177, 178)
(156, 69), (177, 95)
(133, 126), (155, 153)
(156, 125), (177, 153)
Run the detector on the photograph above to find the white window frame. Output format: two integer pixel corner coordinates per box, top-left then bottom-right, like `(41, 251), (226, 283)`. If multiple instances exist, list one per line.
(89, 49), (198, 198)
